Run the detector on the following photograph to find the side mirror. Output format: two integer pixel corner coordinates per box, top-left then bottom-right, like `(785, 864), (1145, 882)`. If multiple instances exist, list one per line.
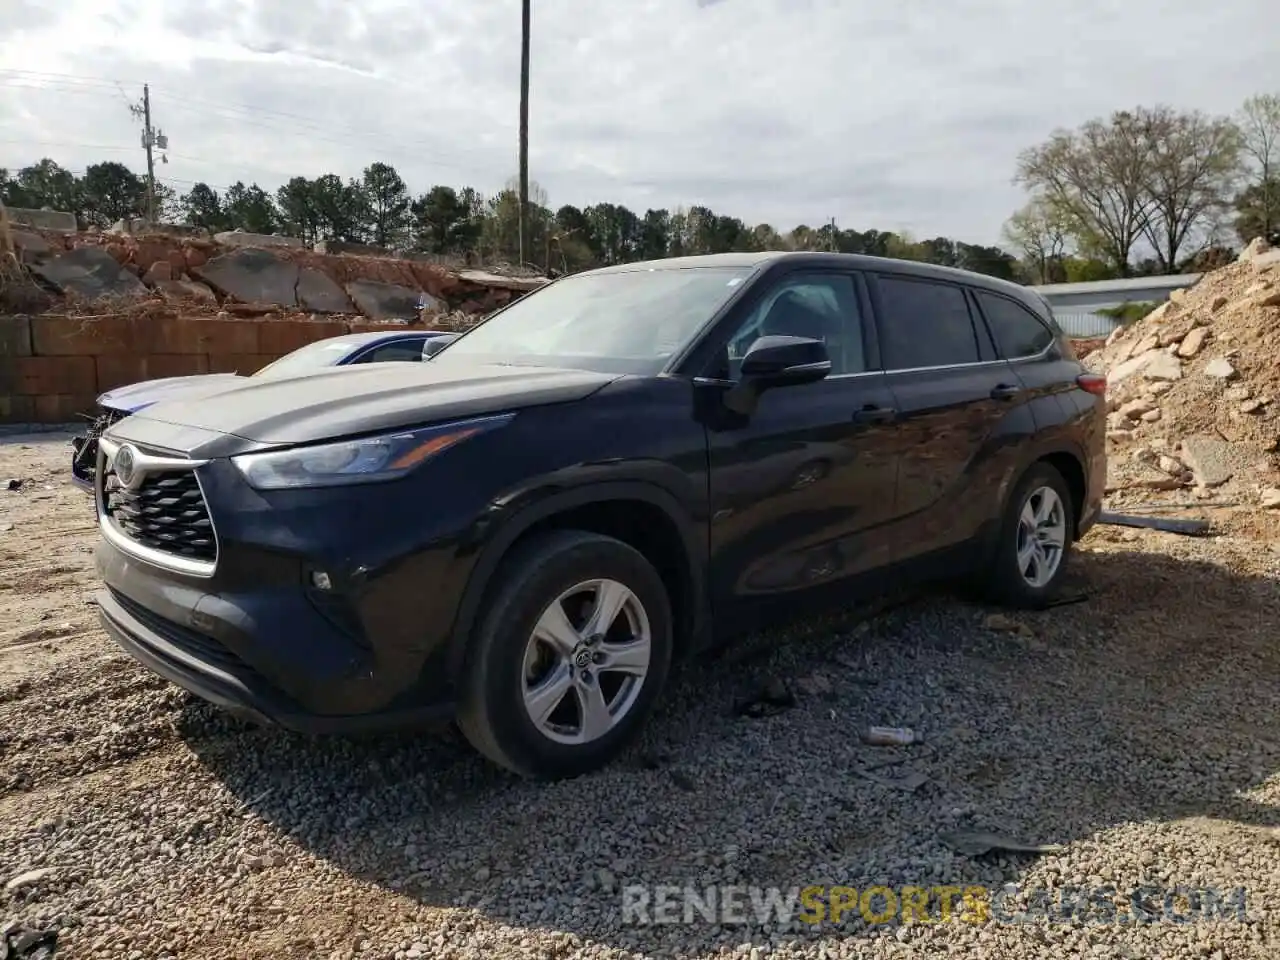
(723, 335), (830, 415)
(422, 333), (460, 359)
(740, 335), (831, 388)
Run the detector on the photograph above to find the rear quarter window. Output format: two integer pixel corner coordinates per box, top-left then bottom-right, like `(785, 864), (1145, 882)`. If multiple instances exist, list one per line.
(974, 291), (1055, 359)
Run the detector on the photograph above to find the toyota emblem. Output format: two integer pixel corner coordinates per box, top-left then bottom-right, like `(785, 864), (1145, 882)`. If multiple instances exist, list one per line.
(113, 444), (138, 487)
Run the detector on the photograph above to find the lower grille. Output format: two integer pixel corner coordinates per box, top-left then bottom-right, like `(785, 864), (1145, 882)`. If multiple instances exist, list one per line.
(109, 588), (242, 673)
(102, 462), (217, 563)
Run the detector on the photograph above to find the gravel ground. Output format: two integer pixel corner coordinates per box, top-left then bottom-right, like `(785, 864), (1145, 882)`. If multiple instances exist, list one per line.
(2, 431), (1279, 960)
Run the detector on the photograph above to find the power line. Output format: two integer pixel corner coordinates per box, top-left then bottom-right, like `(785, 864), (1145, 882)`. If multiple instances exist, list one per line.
(0, 68), (121, 88)
(1, 69), (505, 177)
(151, 95), (502, 175)
(0, 136), (139, 153)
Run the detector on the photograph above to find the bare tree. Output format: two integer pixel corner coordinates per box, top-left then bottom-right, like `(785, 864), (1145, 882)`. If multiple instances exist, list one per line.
(1015, 111), (1154, 276)
(1002, 195), (1071, 283)
(1237, 93), (1280, 242)
(1135, 105), (1243, 273)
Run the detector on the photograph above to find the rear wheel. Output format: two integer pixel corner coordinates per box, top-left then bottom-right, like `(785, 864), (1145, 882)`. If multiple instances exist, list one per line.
(457, 530), (673, 779)
(978, 462), (1074, 609)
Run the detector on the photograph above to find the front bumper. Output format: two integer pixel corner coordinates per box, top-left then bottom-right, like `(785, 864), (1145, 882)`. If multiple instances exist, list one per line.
(93, 483), (464, 734)
(90, 412), (504, 733)
(96, 579), (456, 734)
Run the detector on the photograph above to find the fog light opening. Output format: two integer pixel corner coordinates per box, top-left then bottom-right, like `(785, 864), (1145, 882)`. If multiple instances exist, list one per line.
(310, 570), (333, 591)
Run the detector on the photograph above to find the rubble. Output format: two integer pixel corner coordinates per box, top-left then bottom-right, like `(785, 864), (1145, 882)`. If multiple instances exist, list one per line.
(3, 223), (550, 325)
(193, 247), (301, 305)
(1204, 357), (1237, 380)
(1238, 235), (1271, 263)
(28, 246), (148, 300)
(1095, 253), (1280, 509)
(346, 279), (442, 321)
(1176, 326), (1208, 357)
(297, 267), (354, 313)
(153, 278), (217, 305)
(214, 229), (303, 249)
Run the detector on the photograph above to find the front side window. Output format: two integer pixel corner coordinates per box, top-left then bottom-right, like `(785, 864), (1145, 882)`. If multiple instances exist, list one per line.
(723, 273), (866, 378)
(975, 290), (1054, 359)
(432, 266), (755, 375)
(875, 276), (980, 370)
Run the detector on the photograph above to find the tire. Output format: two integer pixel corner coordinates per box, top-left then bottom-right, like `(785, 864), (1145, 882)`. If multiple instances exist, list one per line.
(978, 461), (1075, 609)
(456, 529), (674, 779)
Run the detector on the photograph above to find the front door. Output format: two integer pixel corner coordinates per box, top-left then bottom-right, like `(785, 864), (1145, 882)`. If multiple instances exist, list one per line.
(701, 270), (901, 633)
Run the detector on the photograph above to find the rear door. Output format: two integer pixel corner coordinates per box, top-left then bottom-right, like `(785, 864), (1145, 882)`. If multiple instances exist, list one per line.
(971, 288), (1083, 430)
(972, 288), (1103, 521)
(868, 272), (1035, 561)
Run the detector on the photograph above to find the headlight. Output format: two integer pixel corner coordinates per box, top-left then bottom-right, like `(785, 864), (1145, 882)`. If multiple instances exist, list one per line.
(232, 413), (514, 490)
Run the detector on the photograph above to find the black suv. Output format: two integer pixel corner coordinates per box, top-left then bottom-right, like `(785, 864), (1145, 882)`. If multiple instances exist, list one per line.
(93, 253), (1106, 779)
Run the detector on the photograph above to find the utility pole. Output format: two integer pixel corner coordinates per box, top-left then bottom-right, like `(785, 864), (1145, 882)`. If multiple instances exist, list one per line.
(128, 84), (167, 225)
(142, 85), (156, 223)
(829, 216), (838, 252)
(518, 0), (530, 269)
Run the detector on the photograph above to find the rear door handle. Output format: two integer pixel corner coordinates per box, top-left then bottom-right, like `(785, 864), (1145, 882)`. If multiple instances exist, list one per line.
(853, 404), (897, 424)
(990, 383), (1023, 401)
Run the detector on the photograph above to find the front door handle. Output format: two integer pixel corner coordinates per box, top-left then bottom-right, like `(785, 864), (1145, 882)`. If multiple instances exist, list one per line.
(853, 404), (897, 424)
(990, 383), (1023, 401)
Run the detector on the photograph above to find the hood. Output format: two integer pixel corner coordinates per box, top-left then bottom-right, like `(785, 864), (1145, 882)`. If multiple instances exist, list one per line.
(109, 360), (619, 456)
(99, 374), (247, 412)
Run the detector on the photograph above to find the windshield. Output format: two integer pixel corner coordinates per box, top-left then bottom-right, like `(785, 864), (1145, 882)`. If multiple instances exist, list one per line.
(253, 338), (357, 378)
(431, 266), (755, 374)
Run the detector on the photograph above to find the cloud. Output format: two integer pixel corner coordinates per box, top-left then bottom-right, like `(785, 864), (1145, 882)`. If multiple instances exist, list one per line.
(1, 0), (1277, 245)
(0, 0), (58, 37)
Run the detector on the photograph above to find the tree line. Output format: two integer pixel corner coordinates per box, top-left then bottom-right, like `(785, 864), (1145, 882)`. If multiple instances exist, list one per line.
(0, 159), (180, 232)
(1005, 92), (1279, 282)
(0, 158), (1022, 280)
(3, 89), (1275, 285)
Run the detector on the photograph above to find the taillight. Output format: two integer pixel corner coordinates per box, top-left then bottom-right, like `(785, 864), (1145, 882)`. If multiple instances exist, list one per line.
(1076, 373), (1106, 397)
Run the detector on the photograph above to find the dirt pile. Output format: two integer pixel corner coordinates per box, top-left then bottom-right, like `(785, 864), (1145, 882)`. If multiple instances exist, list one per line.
(1086, 238), (1280, 508)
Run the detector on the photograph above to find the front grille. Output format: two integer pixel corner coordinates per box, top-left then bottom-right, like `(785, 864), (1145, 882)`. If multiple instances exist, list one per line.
(102, 461), (217, 563)
(109, 588), (242, 673)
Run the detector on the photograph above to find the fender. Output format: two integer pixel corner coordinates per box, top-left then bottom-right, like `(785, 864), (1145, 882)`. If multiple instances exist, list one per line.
(445, 479), (707, 680)
(999, 437), (1092, 533)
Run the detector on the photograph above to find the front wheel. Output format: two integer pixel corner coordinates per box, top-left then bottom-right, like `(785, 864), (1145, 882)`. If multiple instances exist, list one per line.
(457, 529), (673, 779)
(978, 462), (1075, 609)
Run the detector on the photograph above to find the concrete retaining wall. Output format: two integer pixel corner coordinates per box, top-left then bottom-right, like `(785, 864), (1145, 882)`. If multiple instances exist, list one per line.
(0, 313), (449, 424)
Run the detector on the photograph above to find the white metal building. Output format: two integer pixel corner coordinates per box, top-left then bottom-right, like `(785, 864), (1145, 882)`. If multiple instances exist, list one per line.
(1030, 273), (1202, 338)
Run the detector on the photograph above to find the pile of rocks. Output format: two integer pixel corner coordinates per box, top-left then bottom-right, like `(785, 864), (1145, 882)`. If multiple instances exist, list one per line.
(4, 225), (547, 324)
(1086, 237), (1280, 507)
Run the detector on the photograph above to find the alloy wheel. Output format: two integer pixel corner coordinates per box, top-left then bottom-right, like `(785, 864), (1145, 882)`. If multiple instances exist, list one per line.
(1016, 485), (1067, 588)
(520, 578), (652, 745)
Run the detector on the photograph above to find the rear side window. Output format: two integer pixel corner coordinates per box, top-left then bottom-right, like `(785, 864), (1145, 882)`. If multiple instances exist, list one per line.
(975, 291), (1054, 359)
(875, 276), (979, 370)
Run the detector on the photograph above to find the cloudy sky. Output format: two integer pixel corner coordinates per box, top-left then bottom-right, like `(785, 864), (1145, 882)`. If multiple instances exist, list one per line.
(1, 0), (1277, 246)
